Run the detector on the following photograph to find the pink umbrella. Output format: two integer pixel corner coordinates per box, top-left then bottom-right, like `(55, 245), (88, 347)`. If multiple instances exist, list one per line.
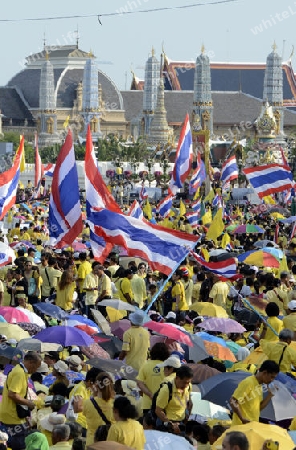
(200, 318), (246, 334)
(144, 321), (193, 346)
(110, 319), (131, 340)
(0, 307), (30, 324)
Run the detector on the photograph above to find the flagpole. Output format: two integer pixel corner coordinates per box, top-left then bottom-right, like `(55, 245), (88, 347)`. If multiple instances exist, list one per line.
(145, 246), (194, 313)
(241, 297), (279, 337)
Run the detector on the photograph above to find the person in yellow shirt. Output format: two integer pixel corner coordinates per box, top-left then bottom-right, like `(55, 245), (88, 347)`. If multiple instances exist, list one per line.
(283, 300), (296, 340)
(97, 265), (112, 301)
(209, 275), (229, 308)
(171, 270), (188, 312)
(119, 310), (150, 371)
(76, 252), (92, 301)
(118, 269), (134, 304)
(157, 355), (182, 383)
(136, 343), (170, 413)
(55, 270), (76, 311)
(230, 360), (279, 425)
(261, 328), (296, 373)
(260, 302), (283, 342)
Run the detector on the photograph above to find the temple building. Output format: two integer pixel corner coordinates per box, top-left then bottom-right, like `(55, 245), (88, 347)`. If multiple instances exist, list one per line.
(193, 46), (213, 134)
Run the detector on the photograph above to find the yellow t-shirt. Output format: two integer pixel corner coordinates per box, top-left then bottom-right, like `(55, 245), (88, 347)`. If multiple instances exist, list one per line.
(69, 381), (90, 430)
(261, 341), (296, 373)
(209, 281), (229, 308)
(107, 419), (146, 450)
(131, 274), (147, 308)
(40, 267), (62, 298)
(266, 289), (289, 314)
(156, 381), (191, 422)
(172, 281), (188, 311)
(83, 397), (114, 446)
(122, 326), (150, 371)
(118, 278), (133, 303)
(83, 272), (99, 306)
(136, 359), (165, 409)
(0, 364), (29, 425)
(97, 274), (112, 299)
(261, 316), (283, 342)
(55, 282), (76, 310)
(283, 312), (296, 332)
(77, 260), (92, 292)
(232, 375), (263, 425)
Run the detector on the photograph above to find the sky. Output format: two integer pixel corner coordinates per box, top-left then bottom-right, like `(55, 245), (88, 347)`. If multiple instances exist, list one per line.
(1, 0), (296, 90)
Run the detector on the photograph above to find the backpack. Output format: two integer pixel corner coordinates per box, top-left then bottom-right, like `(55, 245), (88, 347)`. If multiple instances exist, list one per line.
(150, 381), (173, 420)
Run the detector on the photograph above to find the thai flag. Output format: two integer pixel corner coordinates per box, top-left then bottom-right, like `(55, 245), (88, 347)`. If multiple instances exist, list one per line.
(129, 200), (143, 220)
(0, 136), (24, 220)
(190, 153), (206, 191)
(84, 125), (118, 261)
(284, 189), (292, 204)
(186, 211), (198, 228)
(221, 155), (239, 186)
(191, 199), (201, 213)
(212, 194), (222, 208)
(88, 208), (199, 275)
(139, 183), (149, 203)
(34, 134), (44, 194)
(243, 164), (294, 198)
(49, 129), (83, 248)
(169, 113), (193, 194)
(156, 193), (174, 218)
(43, 163), (55, 177)
(191, 252), (239, 280)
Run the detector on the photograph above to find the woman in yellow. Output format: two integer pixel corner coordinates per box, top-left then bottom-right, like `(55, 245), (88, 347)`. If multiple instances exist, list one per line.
(260, 302), (283, 342)
(171, 269), (188, 312)
(55, 269), (76, 311)
(107, 396), (146, 450)
(82, 372), (115, 446)
(265, 279), (289, 315)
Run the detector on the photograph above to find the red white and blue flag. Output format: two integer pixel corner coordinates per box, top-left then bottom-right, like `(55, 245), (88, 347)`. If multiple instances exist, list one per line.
(221, 155), (239, 186)
(212, 194), (223, 208)
(191, 199), (201, 213)
(280, 147), (289, 167)
(43, 163), (55, 177)
(0, 136), (24, 220)
(186, 211), (198, 228)
(191, 252), (239, 280)
(49, 130), (83, 247)
(88, 208), (198, 275)
(128, 200), (143, 220)
(243, 164), (294, 199)
(139, 183), (149, 203)
(156, 193), (174, 218)
(190, 153), (206, 191)
(169, 113), (193, 194)
(84, 125), (118, 262)
(34, 133), (44, 194)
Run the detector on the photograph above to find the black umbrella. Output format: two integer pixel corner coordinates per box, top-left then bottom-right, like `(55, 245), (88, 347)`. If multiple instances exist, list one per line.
(93, 333), (122, 358)
(86, 357), (138, 381)
(213, 252), (239, 262)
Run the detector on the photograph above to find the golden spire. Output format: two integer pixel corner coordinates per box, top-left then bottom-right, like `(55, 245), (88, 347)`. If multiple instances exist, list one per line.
(151, 46), (155, 57)
(88, 49), (94, 58)
(272, 41), (277, 52)
(201, 44), (205, 54)
(45, 50), (49, 61)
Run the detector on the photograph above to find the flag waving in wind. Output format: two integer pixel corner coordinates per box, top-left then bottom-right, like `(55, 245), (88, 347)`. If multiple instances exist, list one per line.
(169, 113), (193, 194)
(0, 136), (24, 220)
(49, 129), (82, 247)
(128, 200), (143, 220)
(221, 155), (239, 187)
(243, 164), (293, 198)
(156, 193), (174, 218)
(43, 163), (55, 177)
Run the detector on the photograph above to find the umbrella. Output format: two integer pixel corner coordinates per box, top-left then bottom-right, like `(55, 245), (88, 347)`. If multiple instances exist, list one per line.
(209, 249), (228, 257)
(190, 391), (231, 420)
(215, 252), (239, 261)
(190, 302), (228, 318)
(144, 430), (195, 450)
(0, 345), (24, 361)
(203, 341), (237, 362)
(92, 333), (122, 358)
(143, 321), (193, 347)
(16, 307), (46, 328)
(270, 205), (291, 216)
(233, 224), (265, 234)
(106, 307), (127, 323)
(65, 314), (99, 329)
(181, 334), (209, 363)
(200, 318), (246, 334)
(0, 315), (6, 323)
(33, 303), (69, 320)
(86, 357), (138, 381)
(33, 325), (94, 347)
(0, 323), (30, 341)
(91, 308), (112, 335)
(0, 306), (30, 324)
(279, 216), (296, 224)
(214, 422), (295, 450)
(253, 239), (279, 248)
(260, 247), (283, 259)
(110, 319), (131, 340)
(98, 299), (136, 312)
(18, 322), (43, 336)
(187, 363), (220, 384)
(75, 324), (98, 336)
(226, 224), (238, 232)
(42, 370), (85, 387)
(80, 343), (111, 360)
(275, 372), (296, 395)
(289, 431), (296, 445)
(197, 331), (228, 347)
(235, 308), (260, 327)
(17, 338), (62, 353)
(199, 371), (251, 405)
(260, 381), (296, 421)
(270, 212), (285, 219)
(243, 250), (280, 268)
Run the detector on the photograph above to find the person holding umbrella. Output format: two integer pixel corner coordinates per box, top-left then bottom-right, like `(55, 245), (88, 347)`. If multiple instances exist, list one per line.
(230, 360), (279, 426)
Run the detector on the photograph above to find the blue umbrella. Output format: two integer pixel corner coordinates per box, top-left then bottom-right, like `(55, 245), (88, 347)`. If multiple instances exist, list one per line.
(280, 216), (296, 224)
(276, 372), (296, 394)
(42, 370), (85, 387)
(197, 331), (227, 347)
(33, 326), (94, 347)
(199, 371), (251, 406)
(33, 303), (69, 320)
(0, 315), (6, 323)
(64, 315), (98, 329)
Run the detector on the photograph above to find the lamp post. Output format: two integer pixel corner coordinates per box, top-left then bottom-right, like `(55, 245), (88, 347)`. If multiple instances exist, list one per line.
(131, 157), (139, 182)
(146, 157), (154, 187)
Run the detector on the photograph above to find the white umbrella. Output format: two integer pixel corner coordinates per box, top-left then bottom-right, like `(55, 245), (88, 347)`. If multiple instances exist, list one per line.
(144, 430), (195, 450)
(99, 299), (136, 312)
(254, 240), (279, 248)
(16, 307), (46, 328)
(261, 381), (296, 422)
(190, 392), (230, 422)
(17, 338), (63, 352)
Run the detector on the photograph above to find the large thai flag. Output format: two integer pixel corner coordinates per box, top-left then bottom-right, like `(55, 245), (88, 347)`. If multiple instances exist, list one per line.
(43, 163), (55, 177)
(191, 252), (239, 280)
(128, 200), (143, 220)
(190, 153), (206, 191)
(0, 136), (24, 220)
(49, 130), (83, 247)
(221, 155), (239, 186)
(186, 211), (198, 228)
(243, 164), (293, 198)
(156, 193), (174, 218)
(34, 134), (44, 193)
(169, 114), (193, 194)
(191, 199), (201, 214)
(84, 125), (118, 262)
(88, 208), (199, 275)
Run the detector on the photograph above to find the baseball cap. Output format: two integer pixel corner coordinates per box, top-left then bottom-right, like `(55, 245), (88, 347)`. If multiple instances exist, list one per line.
(288, 300), (296, 311)
(157, 355), (181, 369)
(165, 311), (176, 320)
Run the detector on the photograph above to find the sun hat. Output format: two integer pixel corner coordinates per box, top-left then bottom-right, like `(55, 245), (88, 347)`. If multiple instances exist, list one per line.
(129, 310), (146, 326)
(288, 300), (296, 311)
(53, 360), (68, 374)
(39, 412), (66, 432)
(165, 311), (176, 320)
(36, 361), (49, 373)
(157, 355), (182, 369)
(66, 355), (82, 371)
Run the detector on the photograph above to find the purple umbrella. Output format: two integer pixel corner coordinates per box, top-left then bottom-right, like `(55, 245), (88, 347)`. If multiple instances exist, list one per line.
(110, 319), (131, 340)
(200, 318), (246, 334)
(33, 325), (94, 347)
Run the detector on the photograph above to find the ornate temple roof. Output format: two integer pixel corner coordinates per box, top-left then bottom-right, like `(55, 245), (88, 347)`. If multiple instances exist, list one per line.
(26, 45), (90, 64)
(0, 86), (34, 125)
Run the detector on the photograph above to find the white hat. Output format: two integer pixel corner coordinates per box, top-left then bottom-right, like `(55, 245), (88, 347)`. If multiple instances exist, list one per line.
(165, 311), (176, 320)
(66, 355), (82, 371)
(0, 431), (8, 443)
(39, 412), (65, 432)
(36, 361), (49, 373)
(250, 265), (259, 273)
(288, 300), (296, 311)
(53, 360), (68, 374)
(157, 355), (181, 369)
